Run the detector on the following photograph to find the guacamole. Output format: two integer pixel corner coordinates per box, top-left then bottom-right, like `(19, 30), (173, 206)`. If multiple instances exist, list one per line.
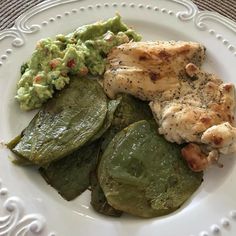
(16, 15), (141, 110)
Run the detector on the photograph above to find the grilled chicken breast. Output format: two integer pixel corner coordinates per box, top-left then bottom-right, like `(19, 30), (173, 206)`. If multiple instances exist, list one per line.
(104, 41), (205, 100)
(103, 41), (236, 172)
(150, 64), (236, 171)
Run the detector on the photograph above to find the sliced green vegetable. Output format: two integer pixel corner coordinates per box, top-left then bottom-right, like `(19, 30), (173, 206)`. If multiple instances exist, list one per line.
(11, 78), (107, 166)
(8, 155), (33, 166)
(91, 98), (121, 142)
(90, 172), (122, 217)
(7, 135), (22, 150)
(91, 94), (152, 216)
(98, 120), (203, 218)
(101, 94), (153, 151)
(40, 141), (100, 201)
(112, 94), (153, 131)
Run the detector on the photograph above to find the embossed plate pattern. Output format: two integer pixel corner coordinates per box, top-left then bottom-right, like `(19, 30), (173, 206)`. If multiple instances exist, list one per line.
(0, 0), (236, 236)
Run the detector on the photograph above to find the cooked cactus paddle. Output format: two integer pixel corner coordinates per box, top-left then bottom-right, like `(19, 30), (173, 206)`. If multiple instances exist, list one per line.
(90, 94), (152, 216)
(111, 94), (153, 131)
(90, 172), (122, 217)
(9, 78), (107, 166)
(40, 141), (100, 201)
(90, 98), (121, 142)
(98, 120), (203, 218)
(101, 94), (153, 151)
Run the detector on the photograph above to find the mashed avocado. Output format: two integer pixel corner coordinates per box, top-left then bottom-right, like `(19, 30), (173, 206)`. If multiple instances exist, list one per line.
(16, 15), (141, 110)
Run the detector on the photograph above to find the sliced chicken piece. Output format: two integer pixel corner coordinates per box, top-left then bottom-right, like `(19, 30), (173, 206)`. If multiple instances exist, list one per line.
(201, 122), (236, 154)
(150, 65), (236, 171)
(103, 41), (236, 172)
(181, 143), (220, 172)
(104, 41), (206, 100)
(150, 69), (235, 144)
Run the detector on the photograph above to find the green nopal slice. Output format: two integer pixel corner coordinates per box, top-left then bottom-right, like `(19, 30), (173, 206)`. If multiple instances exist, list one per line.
(90, 98), (121, 142)
(40, 141), (100, 201)
(112, 94), (153, 131)
(11, 78), (107, 166)
(101, 94), (153, 151)
(90, 172), (122, 217)
(98, 120), (203, 218)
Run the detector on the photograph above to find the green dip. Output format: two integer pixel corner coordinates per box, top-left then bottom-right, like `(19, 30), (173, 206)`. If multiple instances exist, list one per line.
(16, 15), (141, 110)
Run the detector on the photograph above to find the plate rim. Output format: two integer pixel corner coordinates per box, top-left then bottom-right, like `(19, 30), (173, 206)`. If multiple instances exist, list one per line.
(0, 1), (236, 236)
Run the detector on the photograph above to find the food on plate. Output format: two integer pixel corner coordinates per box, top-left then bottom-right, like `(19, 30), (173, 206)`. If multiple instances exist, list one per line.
(98, 120), (203, 218)
(13, 15), (236, 218)
(90, 98), (121, 142)
(7, 135), (33, 165)
(8, 86), (158, 216)
(39, 141), (100, 201)
(103, 41), (205, 100)
(109, 94), (153, 131)
(103, 41), (236, 171)
(9, 78), (107, 166)
(101, 93), (153, 151)
(38, 98), (121, 201)
(201, 122), (236, 154)
(90, 172), (123, 217)
(16, 15), (141, 110)
(90, 94), (153, 217)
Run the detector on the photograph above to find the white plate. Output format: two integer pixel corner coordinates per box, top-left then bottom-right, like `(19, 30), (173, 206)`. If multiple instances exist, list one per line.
(0, 0), (236, 235)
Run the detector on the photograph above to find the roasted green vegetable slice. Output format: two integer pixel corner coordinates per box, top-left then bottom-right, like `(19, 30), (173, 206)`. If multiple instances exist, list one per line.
(101, 94), (153, 151)
(8, 155), (33, 166)
(11, 78), (107, 166)
(7, 135), (22, 150)
(90, 172), (122, 217)
(40, 141), (100, 201)
(98, 120), (203, 218)
(91, 98), (121, 142)
(93, 95), (152, 216)
(112, 94), (153, 131)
